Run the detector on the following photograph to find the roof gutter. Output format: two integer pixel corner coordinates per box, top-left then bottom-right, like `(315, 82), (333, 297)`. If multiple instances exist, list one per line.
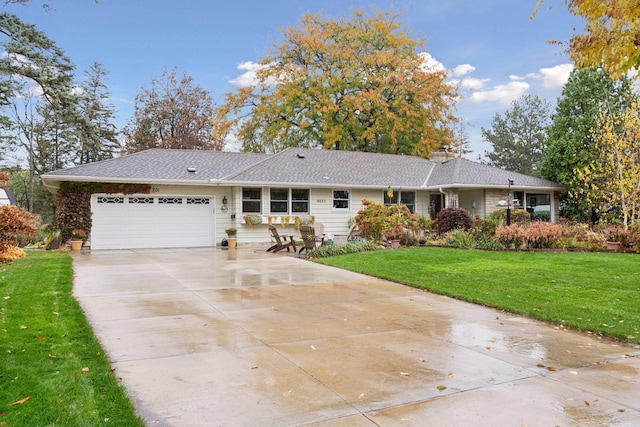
(41, 175), (217, 191)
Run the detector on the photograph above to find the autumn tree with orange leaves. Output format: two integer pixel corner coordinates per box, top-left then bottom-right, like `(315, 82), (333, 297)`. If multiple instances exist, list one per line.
(216, 9), (458, 156)
(535, 0), (640, 78)
(123, 68), (223, 154)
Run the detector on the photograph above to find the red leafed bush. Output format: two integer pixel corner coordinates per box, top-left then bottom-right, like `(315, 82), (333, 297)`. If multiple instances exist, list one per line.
(495, 224), (527, 249)
(525, 221), (562, 248)
(0, 205), (37, 262)
(437, 208), (473, 234)
(496, 222), (562, 249)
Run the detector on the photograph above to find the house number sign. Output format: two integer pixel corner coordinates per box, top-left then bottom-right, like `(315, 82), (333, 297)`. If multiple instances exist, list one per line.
(316, 199), (326, 203)
(151, 187), (161, 193)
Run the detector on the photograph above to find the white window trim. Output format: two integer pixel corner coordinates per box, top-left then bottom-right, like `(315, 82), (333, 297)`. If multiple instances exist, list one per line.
(269, 188), (310, 215)
(332, 189), (350, 211)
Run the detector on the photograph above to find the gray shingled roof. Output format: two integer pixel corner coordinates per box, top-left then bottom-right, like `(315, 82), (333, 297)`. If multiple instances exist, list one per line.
(228, 148), (435, 188)
(42, 147), (563, 191)
(44, 149), (270, 183)
(428, 158), (562, 189)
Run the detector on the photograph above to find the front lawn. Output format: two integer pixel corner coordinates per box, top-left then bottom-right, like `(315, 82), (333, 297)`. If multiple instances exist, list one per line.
(315, 247), (640, 343)
(0, 251), (144, 426)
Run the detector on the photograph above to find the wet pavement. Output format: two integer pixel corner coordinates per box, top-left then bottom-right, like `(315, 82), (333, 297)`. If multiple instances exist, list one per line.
(72, 247), (640, 426)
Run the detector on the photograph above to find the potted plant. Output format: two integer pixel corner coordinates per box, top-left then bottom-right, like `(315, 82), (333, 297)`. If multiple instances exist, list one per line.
(225, 227), (237, 248)
(70, 228), (87, 251)
(244, 214), (263, 227)
(602, 225), (627, 251)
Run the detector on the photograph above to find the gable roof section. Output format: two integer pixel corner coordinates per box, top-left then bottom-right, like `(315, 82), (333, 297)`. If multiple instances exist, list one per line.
(427, 158), (562, 190)
(43, 149), (270, 185)
(227, 148), (435, 188)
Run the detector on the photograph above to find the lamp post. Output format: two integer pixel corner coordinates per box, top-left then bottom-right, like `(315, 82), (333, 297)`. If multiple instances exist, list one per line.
(506, 179), (514, 226)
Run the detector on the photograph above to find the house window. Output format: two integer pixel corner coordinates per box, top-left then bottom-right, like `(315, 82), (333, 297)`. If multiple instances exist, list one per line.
(291, 189), (309, 213)
(270, 188), (289, 214)
(384, 190), (416, 213)
(333, 190), (349, 210)
(269, 188), (310, 214)
(242, 188), (261, 213)
(526, 193), (551, 221)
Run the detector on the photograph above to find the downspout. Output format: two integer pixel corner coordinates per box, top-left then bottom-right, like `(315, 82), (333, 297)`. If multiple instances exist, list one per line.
(439, 187), (447, 208)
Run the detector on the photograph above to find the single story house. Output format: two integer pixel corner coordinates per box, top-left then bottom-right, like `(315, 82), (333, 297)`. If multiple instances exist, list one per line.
(42, 147), (563, 250)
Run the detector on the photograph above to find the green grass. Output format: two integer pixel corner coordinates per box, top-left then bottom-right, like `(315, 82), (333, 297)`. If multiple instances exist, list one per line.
(315, 247), (640, 343)
(0, 251), (144, 427)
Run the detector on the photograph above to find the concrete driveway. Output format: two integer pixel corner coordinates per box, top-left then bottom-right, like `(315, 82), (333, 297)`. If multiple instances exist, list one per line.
(72, 247), (640, 426)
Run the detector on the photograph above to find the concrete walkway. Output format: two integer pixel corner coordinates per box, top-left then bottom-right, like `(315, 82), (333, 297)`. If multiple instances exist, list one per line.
(72, 247), (640, 427)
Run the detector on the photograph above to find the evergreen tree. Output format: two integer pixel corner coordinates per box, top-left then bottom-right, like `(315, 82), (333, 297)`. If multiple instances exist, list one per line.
(482, 94), (550, 176)
(77, 61), (119, 163)
(541, 67), (635, 220)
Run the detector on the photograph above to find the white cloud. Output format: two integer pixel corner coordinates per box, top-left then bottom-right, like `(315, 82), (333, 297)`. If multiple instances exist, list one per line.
(418, 52), (446, 73)
(470, 81), (530, 105)
(451, 64), (475, 76)
(539, 63), (573, 90)
(461, 77), (490, 90)
(229, 61), (266, 87)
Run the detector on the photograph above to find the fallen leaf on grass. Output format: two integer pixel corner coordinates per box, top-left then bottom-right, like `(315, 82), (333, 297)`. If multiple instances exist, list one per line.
(81, 367), (90, 373)
(436, 385), (447, 391)
(536, 364), (545, 368)
(547, 366), (557, 372)
(48, 354), (56, 359)
(3, 296), (9, 300)
(10, 396), (31, 406)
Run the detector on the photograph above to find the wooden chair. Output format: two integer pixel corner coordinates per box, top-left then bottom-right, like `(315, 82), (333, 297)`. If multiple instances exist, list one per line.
(266, 225), (297, 253)
(297, 225), (322, 256)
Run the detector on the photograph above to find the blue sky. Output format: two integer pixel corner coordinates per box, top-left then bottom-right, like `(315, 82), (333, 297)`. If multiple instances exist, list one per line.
(7, 0), (584, 159)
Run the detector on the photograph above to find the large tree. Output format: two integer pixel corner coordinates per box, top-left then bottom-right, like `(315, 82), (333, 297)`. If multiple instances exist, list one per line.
(76, 61), (119, 163)
(535, 0), (640, 78)
(123, 68), (221, 153)
(575, 98), (640, 228)
(216, 9), (458, 156)
(0, 12), (77, 111)
(540, 67), (635, 220)
(482, 94), (550, 176)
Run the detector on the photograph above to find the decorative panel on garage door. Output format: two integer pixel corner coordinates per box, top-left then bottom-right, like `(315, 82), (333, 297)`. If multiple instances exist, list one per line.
(91, 195), (215, 250)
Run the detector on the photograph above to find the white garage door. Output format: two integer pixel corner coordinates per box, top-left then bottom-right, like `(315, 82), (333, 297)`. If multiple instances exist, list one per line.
(91, 194), (216, 250)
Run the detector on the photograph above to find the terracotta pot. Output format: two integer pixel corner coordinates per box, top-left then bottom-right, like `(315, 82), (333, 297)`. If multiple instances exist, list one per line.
(390, 240), (400, 249)
(227, 237), (237, 248)
(70, 240), (84, 251)
(606, 241), (621, 251)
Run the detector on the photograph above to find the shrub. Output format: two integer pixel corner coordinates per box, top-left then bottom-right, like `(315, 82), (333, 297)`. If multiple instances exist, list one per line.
(437, 208), (473, 234)
(524, 222), (562, 249)
(0, 205), (37, 263)
(447, 229), (475, 249)
(472, 218), (499, 240)
(531, 210), (551, 222)
(0, 246), (27, 263)
(600, 225), (631, 246)
(354, 199), (416, 242)
(495, 224), (527, 249)
(489, 209), (531, 225)
(306, 240), (380, 258)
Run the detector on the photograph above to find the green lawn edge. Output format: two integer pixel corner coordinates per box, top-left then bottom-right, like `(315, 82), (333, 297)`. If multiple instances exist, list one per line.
(0, 251), (144, 427)
(314, 247), (640, 344)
